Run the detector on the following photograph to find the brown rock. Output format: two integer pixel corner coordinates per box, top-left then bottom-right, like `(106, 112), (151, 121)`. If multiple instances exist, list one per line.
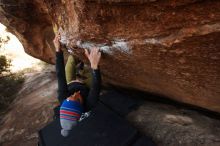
(0, 0), (55, 63)
(127, 101), (220, 146)
(0, 0), (220, 112)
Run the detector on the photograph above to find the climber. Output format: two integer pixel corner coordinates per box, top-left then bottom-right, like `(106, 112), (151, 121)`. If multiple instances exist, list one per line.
(53, 33), (101, 137)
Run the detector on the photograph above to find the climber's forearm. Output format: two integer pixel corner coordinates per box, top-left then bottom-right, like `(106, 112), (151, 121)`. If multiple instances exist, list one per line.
(86, 69), (101, 110)
(56, 51), (69, 104)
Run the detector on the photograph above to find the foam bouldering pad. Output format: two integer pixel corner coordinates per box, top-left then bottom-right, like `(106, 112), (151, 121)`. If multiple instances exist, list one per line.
(38, 118), (64, 146)
(39, 90), (155, 146)
(99, 90), (139, 116)
(39, 103), (138, 146)
(132, 136), (156, 146)
(61, 103), (138, 146)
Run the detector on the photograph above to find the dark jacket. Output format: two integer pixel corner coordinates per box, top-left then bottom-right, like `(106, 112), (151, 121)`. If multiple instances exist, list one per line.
(54, 51), (101, 117)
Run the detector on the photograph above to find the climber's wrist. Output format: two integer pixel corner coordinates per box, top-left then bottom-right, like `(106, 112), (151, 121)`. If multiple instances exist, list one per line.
(91, 64), (98, 70)
(56, 47), (61, 52)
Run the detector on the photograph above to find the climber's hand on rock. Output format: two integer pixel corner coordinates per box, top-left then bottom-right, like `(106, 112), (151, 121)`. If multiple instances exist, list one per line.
(85, 48), (101, 70)
(53, 33), (61, 52)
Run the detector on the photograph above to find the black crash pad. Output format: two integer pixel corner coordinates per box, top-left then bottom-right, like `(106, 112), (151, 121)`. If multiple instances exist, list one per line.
(39, 90), (155, 146)
(38, 118), (64, 146)
(132, 136), (156, 146)
(62, 103), (138, 146)
(39, 103), (138, 146)
(99, 90), (139, 116)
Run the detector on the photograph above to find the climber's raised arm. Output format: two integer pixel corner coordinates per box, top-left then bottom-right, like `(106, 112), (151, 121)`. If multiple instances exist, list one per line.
(53, 33), (69, 104)
(84, 48), (102, 110)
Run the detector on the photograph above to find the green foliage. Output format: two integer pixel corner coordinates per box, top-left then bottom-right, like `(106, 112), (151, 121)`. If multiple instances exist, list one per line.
(0, 55), (11, 75)
(0, 35), (10, 48)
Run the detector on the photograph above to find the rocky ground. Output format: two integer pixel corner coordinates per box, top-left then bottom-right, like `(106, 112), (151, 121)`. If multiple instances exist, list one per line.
(0, 67), (220, 146)
(127, 100), (220, 146)
(0, 66), (58, 146)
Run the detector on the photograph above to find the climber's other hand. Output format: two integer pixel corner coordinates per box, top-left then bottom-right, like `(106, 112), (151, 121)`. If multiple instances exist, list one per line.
(53, 33), (61, 52)
(85, 48), (101, 70)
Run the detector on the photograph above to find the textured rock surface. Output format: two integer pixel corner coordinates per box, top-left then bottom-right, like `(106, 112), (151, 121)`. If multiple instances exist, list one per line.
(127, 100), (220, 146)
(0, 0), (220, 112)
(0, 0), (55, 63)
(0, 68), (57, 146)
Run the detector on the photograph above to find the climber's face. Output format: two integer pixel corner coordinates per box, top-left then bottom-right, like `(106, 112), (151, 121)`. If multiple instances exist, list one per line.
(67, 91), (83, 104)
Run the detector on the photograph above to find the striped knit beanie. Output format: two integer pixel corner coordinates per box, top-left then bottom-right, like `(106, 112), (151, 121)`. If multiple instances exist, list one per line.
(60, 99), (83, 137)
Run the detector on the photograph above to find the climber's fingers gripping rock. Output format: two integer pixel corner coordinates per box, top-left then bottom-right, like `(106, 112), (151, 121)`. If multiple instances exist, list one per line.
(85, 48), (101, 70)
(53, 33), (61, 52)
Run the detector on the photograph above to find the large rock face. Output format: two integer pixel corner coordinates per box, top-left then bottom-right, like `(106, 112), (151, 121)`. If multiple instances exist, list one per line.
(0, 0), (220, 112)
